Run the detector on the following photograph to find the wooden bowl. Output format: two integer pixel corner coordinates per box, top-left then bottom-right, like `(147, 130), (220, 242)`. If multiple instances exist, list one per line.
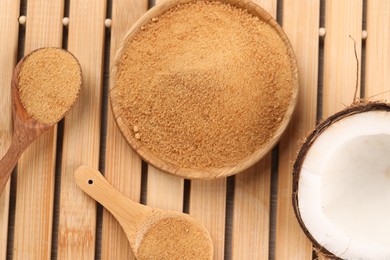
(110, 0), (299, 179)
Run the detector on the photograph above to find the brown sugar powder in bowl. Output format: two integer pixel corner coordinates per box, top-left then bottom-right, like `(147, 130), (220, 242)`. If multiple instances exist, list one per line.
(18, 48), (82, 125)
(111, 1), (297, 171)
(136, 217), (212, 260)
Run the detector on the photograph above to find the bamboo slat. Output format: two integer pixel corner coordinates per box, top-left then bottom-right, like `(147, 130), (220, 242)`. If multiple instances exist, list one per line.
(146, 167), (184, 211)
(145, 0), (185, 213)
(275, 0), (320, 259)
(12, 1), (64, 259)
(101, 0), (148, 259)
(232, 155), (271, 259)
(56, 1), (106, 259)
(190, 179), (226, 260)
(0, 1), (20, 259)
(232, 1), (275, 259)
(365, 1), (390, 100)
(318, 1), (362, 259)
(323, 0), (362, 117)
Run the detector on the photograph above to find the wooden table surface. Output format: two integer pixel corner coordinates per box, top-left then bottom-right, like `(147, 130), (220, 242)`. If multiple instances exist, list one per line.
(1, 0), (389, 259)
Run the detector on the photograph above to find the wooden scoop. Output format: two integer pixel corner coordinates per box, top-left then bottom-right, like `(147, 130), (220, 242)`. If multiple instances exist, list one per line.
(74, 165), (213, 260)
(0, 48), (82, 194)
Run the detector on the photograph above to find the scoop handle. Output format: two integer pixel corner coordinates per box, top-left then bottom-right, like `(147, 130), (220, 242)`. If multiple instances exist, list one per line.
(0, 133), (25, 195)
(74, 166), (152, 240)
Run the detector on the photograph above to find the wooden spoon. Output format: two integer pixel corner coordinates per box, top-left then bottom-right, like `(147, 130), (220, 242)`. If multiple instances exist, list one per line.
(74, 165), (213, 260)
(0, 48), (82, 194)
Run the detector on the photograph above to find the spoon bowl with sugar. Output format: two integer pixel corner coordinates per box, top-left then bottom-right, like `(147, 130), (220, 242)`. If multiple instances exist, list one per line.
(74, 165), (213, 260)
(0, 47), (82, 194)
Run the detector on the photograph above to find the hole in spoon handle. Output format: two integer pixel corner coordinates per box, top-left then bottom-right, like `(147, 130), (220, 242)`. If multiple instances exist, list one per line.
(74, 165), (152, 226)
(74, 165), (127, 209)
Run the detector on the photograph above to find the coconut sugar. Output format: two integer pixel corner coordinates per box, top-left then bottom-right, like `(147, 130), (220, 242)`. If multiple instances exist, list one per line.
(137, 217), (212, 260)
(18, 48), (81, 125)
(113, 1), (294, 168)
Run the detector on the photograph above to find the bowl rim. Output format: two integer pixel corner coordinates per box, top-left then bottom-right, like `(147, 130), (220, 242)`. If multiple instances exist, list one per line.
(109, 0), (299, 180)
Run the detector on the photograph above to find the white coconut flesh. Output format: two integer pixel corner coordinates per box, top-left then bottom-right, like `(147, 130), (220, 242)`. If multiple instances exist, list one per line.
(298, 110), (390, 259)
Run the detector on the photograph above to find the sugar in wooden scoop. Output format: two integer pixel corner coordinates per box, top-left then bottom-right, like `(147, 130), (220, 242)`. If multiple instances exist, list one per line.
(18, 48), (82, 125)
(113, 1), (294, 168)
(137, 217), (212, 260)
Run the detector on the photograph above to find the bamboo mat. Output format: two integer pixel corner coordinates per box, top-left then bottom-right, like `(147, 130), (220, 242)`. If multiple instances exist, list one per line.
(0, 0), (389, 259)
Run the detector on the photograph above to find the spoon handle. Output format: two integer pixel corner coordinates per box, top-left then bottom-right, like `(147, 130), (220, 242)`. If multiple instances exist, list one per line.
(74, 166), (152, 238)
(0, 133), (24, 194)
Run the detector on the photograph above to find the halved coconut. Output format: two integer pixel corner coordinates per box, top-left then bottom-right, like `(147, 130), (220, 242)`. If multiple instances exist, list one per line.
(293, 102), (390, 260)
